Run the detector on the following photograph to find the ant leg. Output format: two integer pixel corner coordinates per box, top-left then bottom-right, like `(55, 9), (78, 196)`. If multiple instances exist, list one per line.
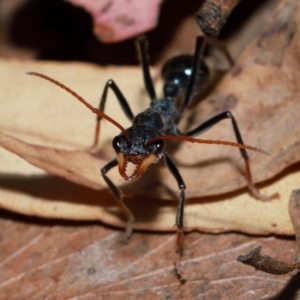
(185, 111), (277, 201)
(183, 36), (207, 108)
(101, 158), (134, 240)
(92, 80), (134, 148)
(136, 36), (157, 101)
(165, 155), (186, 279)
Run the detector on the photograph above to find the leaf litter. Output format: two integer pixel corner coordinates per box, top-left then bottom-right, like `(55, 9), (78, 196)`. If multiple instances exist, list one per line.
(0, 209), (297, 299)
(0, 0), (300, 236)
(0, 0), (300, 297)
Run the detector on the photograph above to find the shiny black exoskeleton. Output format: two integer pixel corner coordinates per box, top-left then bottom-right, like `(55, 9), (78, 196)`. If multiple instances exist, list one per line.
(161, 54), (209, 100)
(94, 35), (263, 279)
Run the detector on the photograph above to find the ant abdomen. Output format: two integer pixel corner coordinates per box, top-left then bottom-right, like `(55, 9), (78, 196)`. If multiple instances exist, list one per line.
(161, 54), (209, 99)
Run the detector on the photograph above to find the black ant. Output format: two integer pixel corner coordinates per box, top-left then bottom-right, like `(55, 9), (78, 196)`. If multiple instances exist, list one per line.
(27, 35), (274, 279)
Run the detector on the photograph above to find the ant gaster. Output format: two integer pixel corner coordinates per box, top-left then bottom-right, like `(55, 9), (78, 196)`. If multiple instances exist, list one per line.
(28, 36), (275, 279)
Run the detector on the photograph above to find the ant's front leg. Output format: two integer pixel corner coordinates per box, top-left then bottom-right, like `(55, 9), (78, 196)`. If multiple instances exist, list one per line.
(101, 158), (134, 240)
(165, 155), (186, 280)
(185, 111), (278, 201)
(92, 79), (134, 148)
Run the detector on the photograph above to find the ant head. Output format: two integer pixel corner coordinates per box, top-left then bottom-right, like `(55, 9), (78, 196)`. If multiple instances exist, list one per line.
(112, 126), (165, 181)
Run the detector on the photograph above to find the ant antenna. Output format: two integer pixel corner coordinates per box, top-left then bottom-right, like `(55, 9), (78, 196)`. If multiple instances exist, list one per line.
(26, 72), (130, 141)
(146, 135), (271, 156)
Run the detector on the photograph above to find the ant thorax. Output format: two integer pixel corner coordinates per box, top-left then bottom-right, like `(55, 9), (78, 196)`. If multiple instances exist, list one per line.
(149, 99), (181, 135)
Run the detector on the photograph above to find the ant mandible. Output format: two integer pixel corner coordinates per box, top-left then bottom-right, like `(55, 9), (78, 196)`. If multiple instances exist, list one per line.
(28, 35), (273, 279)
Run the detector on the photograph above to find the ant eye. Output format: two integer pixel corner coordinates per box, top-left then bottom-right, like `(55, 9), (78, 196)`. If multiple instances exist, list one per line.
(112, 136), (127, 152)
(147, 139), (165, 153)
(156, 140), (165, 152)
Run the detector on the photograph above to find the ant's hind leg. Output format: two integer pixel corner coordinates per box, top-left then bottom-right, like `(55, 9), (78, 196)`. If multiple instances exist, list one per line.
(185, 111), (279, 201)
(165, 155), (186, 280)
(101, 159), (134, 240)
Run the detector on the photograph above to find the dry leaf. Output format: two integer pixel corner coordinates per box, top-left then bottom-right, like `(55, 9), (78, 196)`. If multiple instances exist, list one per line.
(68, 0), (163, 43)
(0, 0), (300, 235)
(0, 210), (297, 299)
(0, 59), (298, 235)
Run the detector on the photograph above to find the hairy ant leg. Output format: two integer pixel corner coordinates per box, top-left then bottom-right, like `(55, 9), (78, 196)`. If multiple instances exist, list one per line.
(92, 80), (134, 148)
(94, 80), (138, 239)
(91, 80), (137, 239)
(101, 159), (134, 240)
(165, 155), (186, 278)
(184, 111), (277, 201)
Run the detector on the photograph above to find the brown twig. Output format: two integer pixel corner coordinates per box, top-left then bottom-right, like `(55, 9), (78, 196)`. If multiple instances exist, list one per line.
(196, 0), (241, 37)
(237, 189), (300, 275)
(237, 246), (299, 275)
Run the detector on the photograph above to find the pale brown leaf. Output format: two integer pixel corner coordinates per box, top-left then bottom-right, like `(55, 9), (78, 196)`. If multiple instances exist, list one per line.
(0, 58), (298, 235)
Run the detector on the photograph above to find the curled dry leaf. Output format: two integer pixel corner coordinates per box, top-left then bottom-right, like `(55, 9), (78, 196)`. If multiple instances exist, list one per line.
(0, 0), (300, 235)
(68, 0), (163, 43)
